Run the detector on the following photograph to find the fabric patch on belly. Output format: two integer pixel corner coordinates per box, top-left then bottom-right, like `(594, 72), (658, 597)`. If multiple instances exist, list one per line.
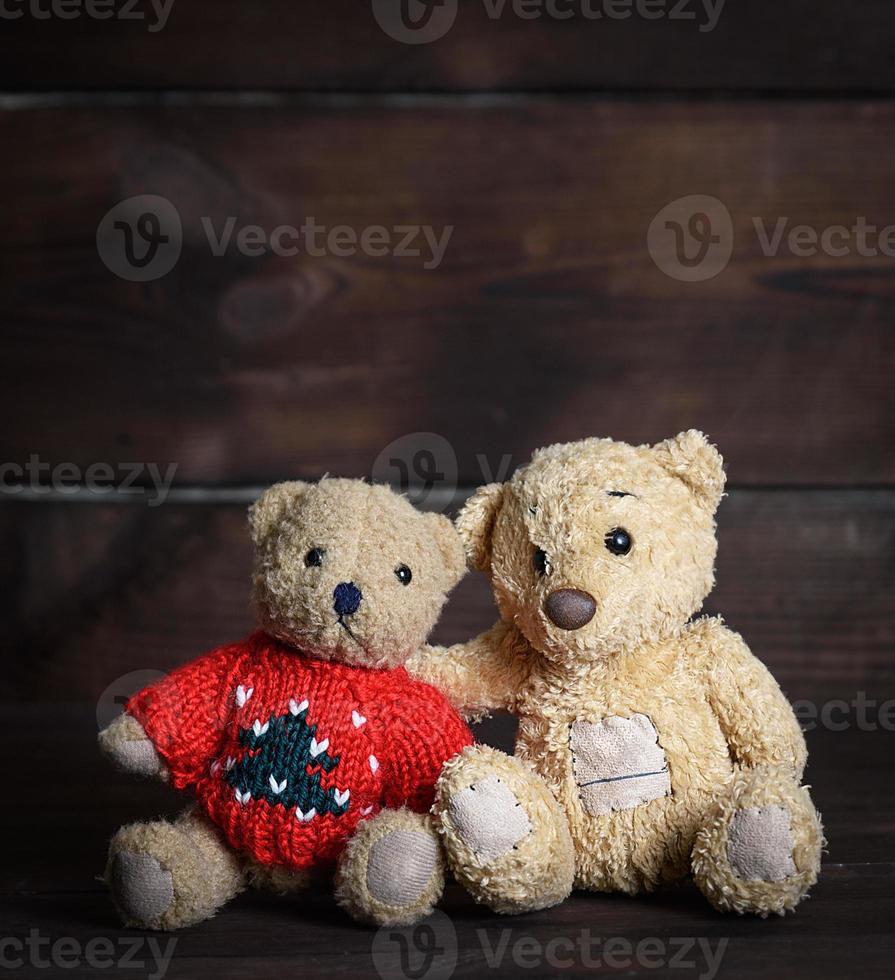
(570, 714), (671, 816)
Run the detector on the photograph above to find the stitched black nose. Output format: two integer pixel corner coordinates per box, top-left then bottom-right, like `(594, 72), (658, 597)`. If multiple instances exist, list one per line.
(333, 582), (362, 617)
(545, 589), (596, 630)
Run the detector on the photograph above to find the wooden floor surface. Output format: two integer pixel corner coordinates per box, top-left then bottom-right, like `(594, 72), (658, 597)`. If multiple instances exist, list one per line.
(2, 703), (893, 979)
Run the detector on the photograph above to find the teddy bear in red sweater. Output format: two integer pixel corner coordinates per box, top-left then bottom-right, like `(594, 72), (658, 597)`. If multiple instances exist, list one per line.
(99, 479), (472, 929)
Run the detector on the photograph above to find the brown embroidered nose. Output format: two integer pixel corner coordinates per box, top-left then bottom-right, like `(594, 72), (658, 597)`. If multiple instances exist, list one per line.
(544, 589), (597, 630)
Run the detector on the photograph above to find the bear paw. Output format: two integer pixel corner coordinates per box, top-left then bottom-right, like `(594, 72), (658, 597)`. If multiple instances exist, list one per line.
(335, 809), (446, 927)
(726, 805), (796, 882)
(110, 851), (174, 927)
(447, 775), (533, 864)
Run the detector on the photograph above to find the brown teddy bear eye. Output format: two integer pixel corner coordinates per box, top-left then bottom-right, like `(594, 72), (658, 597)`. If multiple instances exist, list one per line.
(605, 528), (632, 556)
(304, 548), (325, 567)
(395, 564), (412, 585)
(533, 548), (550, 576)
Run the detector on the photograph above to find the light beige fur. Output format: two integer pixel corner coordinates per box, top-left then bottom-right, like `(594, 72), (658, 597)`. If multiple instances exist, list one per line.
(99, 479), (467, 930)
(407, 432), (823, 918)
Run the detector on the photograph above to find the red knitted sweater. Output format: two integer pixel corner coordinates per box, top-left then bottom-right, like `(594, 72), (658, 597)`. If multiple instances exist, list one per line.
(127, 631), (472, 871)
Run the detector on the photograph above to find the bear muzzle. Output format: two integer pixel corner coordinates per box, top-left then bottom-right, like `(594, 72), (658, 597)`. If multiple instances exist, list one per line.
(544, 588), (597, 630)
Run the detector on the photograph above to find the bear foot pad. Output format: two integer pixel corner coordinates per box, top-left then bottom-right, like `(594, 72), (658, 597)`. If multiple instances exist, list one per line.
(727, 805), (796, 882)
(447, 775), (532, 864)
(111, 851), (174, 926)
(366, 830), (438, 907)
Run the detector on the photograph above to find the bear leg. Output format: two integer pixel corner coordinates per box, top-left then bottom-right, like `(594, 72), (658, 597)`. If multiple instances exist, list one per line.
(434, 745), (575, 915)
(691, 765), (823, 916)
(334, 809), (446, 926)
(105, 808), (245, 929)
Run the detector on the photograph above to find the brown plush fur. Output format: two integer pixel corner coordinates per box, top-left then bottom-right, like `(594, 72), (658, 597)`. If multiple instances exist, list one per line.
(99, 479), (467, 930)
(251, 479), (465, 670)
(409, 432), (823, 918)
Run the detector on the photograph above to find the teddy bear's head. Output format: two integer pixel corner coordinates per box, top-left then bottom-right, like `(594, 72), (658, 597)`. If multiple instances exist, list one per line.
(249, 478), (466, 669)
(457, 431), (725, 663)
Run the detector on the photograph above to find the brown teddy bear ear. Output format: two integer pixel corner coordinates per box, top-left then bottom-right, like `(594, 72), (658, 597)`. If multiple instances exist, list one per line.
(651, 430), (726, 512)
(425, 512), (468, 586)
(248, 481), (311, 545)
(455, 483), (506, 572)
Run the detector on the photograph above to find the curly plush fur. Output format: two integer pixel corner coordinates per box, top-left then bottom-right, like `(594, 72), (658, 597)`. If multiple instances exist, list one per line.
(382, 431), (823, 920)
(99, 479), (471, 930)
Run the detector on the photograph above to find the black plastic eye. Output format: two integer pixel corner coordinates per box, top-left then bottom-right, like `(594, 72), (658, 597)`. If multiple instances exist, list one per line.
(605, 528), (632, 556)
(304, 548), (325, 567)
(533, 548), (550, 576)
(395, 564), (412, 586)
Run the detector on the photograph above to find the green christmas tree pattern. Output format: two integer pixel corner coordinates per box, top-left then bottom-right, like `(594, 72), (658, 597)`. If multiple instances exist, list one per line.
(225, 699), (349, 820)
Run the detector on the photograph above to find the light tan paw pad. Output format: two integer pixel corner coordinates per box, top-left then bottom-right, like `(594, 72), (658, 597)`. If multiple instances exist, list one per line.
(447, 775), (532, 863)
(366, 830), (438, 907)
(112, 740), (161, 777)
(111, 851), (174, 926)
(727, 805), (796, 882)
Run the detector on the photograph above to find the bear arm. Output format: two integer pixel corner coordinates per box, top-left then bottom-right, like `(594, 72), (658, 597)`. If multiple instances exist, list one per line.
(702, 624), (807, 778)
(406, 621), (529, 721)
(124, 643), (246, 789)
(380, 682), (474, 813)
(97, 712), (168, 780)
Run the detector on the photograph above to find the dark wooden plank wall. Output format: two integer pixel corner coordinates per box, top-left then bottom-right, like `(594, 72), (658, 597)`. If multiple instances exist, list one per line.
(1, 10), (892, 706)
(2, 490), (893, 701)
(3, 103), (893, 486)
(2, 1), (894, 92)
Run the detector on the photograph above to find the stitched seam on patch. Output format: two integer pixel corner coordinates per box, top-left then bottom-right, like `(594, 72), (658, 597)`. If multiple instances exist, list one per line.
(578, 767), (669, 787)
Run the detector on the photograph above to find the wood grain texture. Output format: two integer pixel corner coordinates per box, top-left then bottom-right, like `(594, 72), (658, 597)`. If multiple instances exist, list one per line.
(2, 490), (892, 699)
(1, 1), (894, 92)
(3, 102), (894, 486)
(2, 704), (892, 979)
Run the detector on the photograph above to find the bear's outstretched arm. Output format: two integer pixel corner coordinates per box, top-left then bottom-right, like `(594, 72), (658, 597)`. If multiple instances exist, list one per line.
(407, 620), (532, 721)
(98, 642), (246, 789)
(701, 620), (807, 779)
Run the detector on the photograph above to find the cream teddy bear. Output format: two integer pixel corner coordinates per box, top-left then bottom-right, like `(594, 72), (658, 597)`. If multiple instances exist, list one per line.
(341, 432), (823, 924)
